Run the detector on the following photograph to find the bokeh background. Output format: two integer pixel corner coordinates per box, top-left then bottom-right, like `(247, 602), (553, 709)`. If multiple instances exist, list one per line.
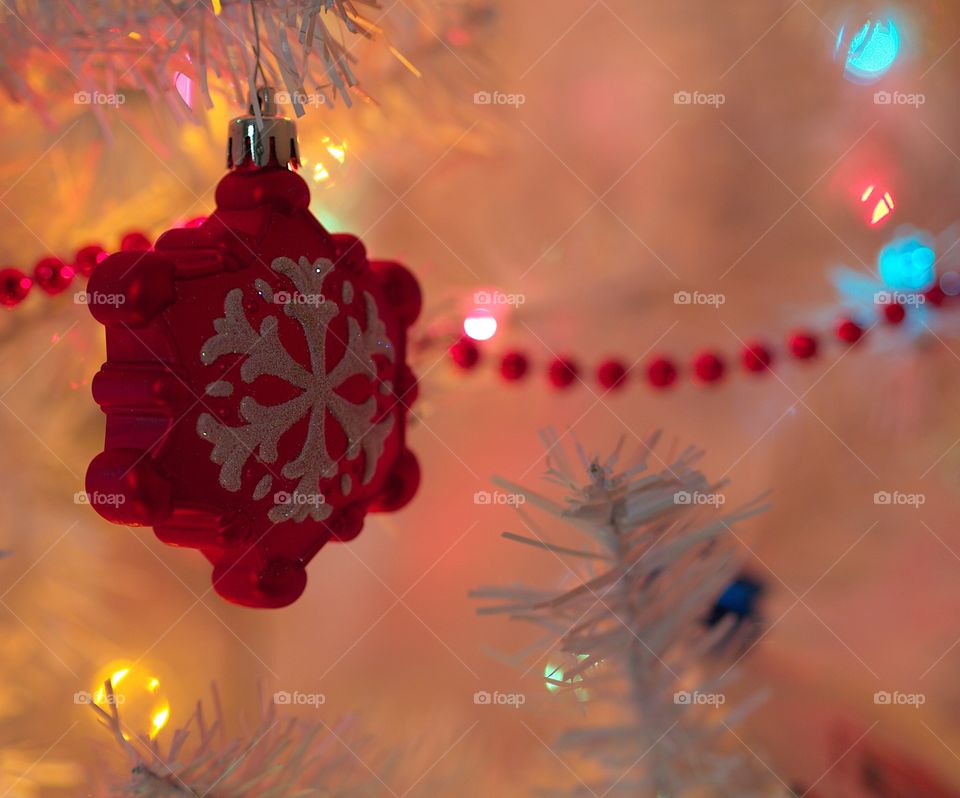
(3, 0), (960, 794)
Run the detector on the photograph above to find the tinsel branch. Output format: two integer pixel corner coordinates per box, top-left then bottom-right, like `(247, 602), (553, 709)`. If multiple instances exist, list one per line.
(90, 681), (388, 797)
(472, 429), (789, 797)
(0, 1), (396, 121)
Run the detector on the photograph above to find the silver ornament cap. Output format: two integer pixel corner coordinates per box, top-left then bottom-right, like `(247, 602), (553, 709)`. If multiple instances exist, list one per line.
(227, 87), (300, 170)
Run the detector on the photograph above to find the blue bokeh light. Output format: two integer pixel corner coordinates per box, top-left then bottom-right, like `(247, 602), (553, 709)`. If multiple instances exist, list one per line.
(836, 18), (900, 84)
(879, 233), (936, 291)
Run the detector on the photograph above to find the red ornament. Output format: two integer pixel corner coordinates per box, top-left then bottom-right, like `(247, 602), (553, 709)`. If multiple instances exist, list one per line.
(647, 356), (677, 388)
(449, 337), (480, 370)
(33, 257), (74, 295)
(500, 351), (528, 381)
(692, 351), (725, 384)
(548, 357), (579, 389)
(787, 331), (818, 360)
(120, 231), (152, 252)
(881, 300), (906, 325)
(741, 342), (772, 373)
(836, 317), (863, 344)
(86, 93), (421, 608)
(596, 358), (628, 390)
(74, 244), (106, 277)
(0, 268), (31, 307)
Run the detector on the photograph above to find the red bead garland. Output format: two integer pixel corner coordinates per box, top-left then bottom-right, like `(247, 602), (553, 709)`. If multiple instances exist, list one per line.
(33, 257), (75, 295)
(693, 351), (726, 384)
(836, 318), (864, 344)
(450, 337), (480, 370)
(742, 342), (772, 373)
(548, 357), (579, 389)
(0, 231), (153, 311)
(120, 231), (152, 252)
(0, 269), (31, 307)
(787, 330), (818, 360)
(500, 351), (529, 381)
(881, 301), (905, 325)
(597, 358), (627, 390)
(647, 356), (678, 389)
(74, 244), (106, 277)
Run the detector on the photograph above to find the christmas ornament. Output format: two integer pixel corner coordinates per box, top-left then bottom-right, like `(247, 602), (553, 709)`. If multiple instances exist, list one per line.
(86, 89), (421, 608)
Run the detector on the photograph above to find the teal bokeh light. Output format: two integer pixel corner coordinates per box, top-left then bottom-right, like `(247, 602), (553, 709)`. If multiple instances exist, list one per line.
(879, 233), (936, 291)
(836, 18), (900, 84)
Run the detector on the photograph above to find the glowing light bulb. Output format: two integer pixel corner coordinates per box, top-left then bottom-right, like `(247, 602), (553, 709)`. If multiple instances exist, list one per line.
(859, 183), (895, 227)
(89, 661), (171, 740)
(836, 18), (900, 84)
(463, 309), (497, 341)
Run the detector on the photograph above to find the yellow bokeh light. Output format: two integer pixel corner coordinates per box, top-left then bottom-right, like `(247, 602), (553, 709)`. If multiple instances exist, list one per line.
(307, 137), (347, 185)
(90, 660), (171, 740)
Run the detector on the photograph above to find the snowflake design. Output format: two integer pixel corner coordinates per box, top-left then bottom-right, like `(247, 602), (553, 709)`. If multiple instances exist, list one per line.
(196, 256), (396, 524)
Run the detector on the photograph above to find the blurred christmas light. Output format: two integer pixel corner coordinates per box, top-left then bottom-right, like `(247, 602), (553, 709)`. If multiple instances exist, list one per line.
(91, 661), (171, 740)
(879, 231), (936, 291)
(860, 183), (895, 226)
(544, 658), (589, 701)
(303, 137), (347, 186)
(835, 17), (900, 84)
(463, 308), (497, 341)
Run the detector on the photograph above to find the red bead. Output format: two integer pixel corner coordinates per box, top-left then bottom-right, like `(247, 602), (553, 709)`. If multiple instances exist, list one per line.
(0, 268), (31, 307)
(692, 351), (725, 384)
(646, 356), (677, 388)
(500, 351), (529, 382)
(74, 244), (106, 277)
(449, 337), (480, 370)
(183, 216), (208, 229)
(597, 358), (628, 390)
(120, 231), (152, 252)
(787, 331), (818, 360)
(836, 318), (863, 344)
(33, 257), (75, 295)
(548, 357), (578, 389)
(923, 284), (945, 307)
(742, 342), (772, 373)
(882, 301), (906, 325)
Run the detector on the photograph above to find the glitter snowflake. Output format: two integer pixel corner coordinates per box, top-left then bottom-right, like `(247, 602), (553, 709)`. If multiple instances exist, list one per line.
(196, 255), (396, 524)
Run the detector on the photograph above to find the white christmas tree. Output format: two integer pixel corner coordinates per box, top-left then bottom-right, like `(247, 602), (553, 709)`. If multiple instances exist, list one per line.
(472, 430), (789, 798)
